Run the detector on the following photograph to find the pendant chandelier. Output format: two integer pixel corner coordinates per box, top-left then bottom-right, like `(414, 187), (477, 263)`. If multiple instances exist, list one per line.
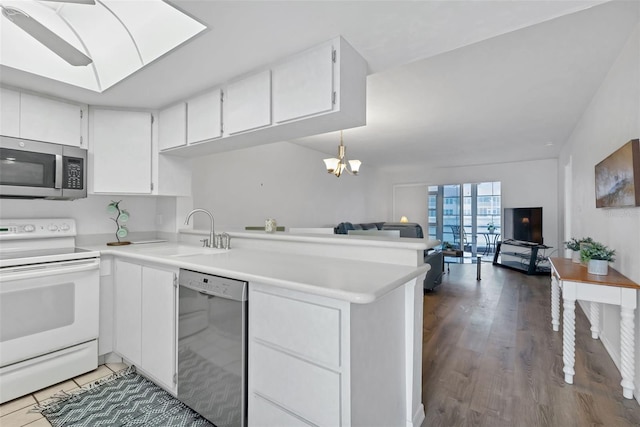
(323, 130), (361, 177)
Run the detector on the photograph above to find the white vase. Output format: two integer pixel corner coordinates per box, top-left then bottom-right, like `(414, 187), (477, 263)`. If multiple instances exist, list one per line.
(571, 250), (581, 263)
(588, 259), (609, 276)
(265, 218), (277, 233)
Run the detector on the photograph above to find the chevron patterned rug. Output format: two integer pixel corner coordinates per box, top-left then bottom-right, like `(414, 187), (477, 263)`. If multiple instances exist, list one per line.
(34, 366), (215, 427)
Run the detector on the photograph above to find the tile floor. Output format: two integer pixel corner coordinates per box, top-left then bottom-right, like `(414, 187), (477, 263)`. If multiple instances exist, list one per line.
(0, 363), (128, 427)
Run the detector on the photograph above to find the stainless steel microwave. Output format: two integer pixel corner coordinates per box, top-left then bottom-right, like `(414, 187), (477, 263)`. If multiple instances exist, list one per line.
(0, 136), (87, 200)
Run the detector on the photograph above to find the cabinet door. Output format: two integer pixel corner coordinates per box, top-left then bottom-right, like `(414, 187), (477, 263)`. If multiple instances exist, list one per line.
(20, 92), (83, 146)
(224, 70), (271, 135)
(272, 43), (334, 124)
(159, 102), (187, 151)
(250, 394), (314, 427)
(90, 108), (152, 194)
(141, 267), (177, 393)
(98, 258), (114, 356)
(0, 88), (20, 137)
(187, 89), (222, 144)
(249, 285), (346, 426)
(114, 260), (142, 366)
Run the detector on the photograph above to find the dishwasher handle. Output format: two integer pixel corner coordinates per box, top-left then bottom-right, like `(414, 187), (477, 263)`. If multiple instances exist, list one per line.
(179, 281), (246, 302)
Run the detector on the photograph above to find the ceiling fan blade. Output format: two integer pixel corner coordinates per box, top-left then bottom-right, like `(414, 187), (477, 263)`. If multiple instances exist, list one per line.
(1, 6), (92, 66)
(41, 0), (96, 4)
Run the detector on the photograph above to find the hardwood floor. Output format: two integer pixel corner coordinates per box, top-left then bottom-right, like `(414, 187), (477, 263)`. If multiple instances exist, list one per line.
(422, 262), (640, 427)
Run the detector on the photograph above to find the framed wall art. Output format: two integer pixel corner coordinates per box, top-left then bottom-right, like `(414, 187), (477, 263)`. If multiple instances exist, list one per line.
(595, 139), (640, 208)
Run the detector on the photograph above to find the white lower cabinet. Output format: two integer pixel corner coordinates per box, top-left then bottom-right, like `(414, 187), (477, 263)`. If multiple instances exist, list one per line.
(250, 394), (314, 427)
(98, 256), (114, 356)
(251, 343), (341, 426)
(114, 260), (142, 365)
(114, 259), (177, 394)
(141, 266), (177, 391)
(248, 283), (350, 426)
(249, 281), (413, 427)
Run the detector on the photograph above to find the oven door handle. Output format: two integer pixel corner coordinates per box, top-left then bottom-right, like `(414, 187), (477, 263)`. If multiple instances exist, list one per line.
(0, 258), (99, 282)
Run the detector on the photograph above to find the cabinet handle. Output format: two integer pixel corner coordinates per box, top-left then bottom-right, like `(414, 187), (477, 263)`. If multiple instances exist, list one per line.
(54, 154), (63, 189)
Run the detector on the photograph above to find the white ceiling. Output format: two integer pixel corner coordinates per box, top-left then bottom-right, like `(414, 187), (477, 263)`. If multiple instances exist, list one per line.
(1, 0), (638, 170)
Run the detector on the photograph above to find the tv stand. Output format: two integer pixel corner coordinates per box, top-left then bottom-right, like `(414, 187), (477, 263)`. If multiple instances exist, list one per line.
(493, 239), (551, 275)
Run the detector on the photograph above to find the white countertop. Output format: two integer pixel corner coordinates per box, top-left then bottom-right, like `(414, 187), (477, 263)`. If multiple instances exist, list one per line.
(85, 242), (429, 304)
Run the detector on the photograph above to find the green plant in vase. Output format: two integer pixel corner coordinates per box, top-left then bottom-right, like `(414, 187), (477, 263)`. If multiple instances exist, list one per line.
(106, 200), (131, 246)
(442, 241), (454, 250)
(487, 222), (495, 233)
(564, 237), (594, 263)
(580, 241), (615, 276)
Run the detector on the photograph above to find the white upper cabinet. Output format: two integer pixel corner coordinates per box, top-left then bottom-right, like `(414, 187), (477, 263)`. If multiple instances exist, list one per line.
(154, 37), (366, 157)
(0, 88), (20, 137)
(224, 70), (272, 135)
(19, 92), (85, 147)
(159, 102), (187, 151)
(90, 108), (152, 194)
(273, 42), (334, 124)
(187, 89), (222, 144)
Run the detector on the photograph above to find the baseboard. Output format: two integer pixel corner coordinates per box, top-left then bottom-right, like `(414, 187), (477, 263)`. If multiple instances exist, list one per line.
(409, 403), (425, 427)
(99, 352), (124, 365)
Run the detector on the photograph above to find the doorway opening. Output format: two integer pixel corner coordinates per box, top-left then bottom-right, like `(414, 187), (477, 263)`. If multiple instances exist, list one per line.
(427, 181), (501, 262)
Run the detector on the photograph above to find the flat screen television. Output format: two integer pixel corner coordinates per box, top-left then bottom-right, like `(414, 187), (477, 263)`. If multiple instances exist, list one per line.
(503, 207), (543, 244)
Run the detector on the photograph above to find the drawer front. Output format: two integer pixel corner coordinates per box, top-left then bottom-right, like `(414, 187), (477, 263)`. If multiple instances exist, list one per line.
(250, 393), (314, 427)
(250, 289), (341, 366)
(251, 342), (341, 427)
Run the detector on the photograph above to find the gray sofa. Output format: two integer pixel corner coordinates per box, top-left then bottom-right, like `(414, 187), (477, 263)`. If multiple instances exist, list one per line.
(334, 221), (443, 291)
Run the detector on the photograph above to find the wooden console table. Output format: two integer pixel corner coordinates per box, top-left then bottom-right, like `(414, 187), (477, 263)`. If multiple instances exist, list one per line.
(549, 257), (640, 399)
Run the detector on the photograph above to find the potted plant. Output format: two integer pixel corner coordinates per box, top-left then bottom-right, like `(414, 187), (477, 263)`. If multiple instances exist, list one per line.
(565, 237), (593, 263)
(106, 200), (131, 246)
(487, 222), (496, 233)
(442, 241), (454, 251)
(580, 241), (615, 275)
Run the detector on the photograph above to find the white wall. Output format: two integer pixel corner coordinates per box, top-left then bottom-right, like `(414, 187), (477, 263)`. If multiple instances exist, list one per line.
(189, 141), (386, 231)
(385, 158), (559, 250)
(393, 184), (429, 233)
(0, 195), (159, 236)
(558, 22), (640, 399)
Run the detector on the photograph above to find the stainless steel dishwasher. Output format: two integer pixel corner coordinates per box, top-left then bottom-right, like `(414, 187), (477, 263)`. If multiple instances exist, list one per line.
(177, 269), (248, 427)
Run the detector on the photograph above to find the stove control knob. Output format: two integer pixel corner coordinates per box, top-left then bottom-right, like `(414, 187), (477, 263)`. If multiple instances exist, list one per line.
(60, 223), (70, 231)
(48, 224), (59, 232)
(24, 224), (35, 232)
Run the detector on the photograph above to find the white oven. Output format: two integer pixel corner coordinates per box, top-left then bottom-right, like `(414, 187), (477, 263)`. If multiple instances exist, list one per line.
(0, 219), (100, 403)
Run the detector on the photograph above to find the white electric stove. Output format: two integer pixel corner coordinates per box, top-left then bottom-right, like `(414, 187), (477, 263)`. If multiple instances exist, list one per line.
(0, 218), (100, 403)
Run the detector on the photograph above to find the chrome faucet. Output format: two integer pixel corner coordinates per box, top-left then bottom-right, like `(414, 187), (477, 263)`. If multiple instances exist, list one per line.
(221, 232), (231, 249)
(184, 209), (215, 248)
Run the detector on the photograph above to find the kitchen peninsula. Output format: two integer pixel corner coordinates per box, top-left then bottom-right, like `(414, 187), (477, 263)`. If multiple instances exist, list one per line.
(91, 231), (435, 427)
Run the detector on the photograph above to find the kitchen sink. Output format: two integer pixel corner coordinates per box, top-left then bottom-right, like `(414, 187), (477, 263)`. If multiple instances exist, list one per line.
(141, 244), (228, 257)
(169, 248), (228, 257)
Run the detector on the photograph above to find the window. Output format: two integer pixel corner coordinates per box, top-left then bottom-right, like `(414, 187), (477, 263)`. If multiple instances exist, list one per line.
(427, 181), (501, 256)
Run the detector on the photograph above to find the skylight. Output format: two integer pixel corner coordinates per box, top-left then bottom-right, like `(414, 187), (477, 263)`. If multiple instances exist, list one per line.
(0, 0), (206, 92)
